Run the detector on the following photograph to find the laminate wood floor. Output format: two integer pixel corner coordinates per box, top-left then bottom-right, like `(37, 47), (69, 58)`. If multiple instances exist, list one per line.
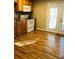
(14, 30), (64, 59)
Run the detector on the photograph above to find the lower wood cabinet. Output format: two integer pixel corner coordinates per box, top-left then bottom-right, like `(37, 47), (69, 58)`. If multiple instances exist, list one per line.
(16, 21), (23, 36)
(21, 21), (27, 34)
(14, 20), (27, 39)
(14, 19), (36, 39)
(14, 22), (17, 39)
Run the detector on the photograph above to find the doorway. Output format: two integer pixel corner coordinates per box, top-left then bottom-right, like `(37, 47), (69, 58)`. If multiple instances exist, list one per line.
(46, 2), (64, 34)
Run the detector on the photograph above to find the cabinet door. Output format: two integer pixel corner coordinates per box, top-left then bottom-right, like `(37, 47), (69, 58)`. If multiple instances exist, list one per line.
(18, 0), (23, 11)
(23, 0), (29, 5)
(14, 0), (17, 3)
(21, 21), (27, 34)
(14, 23), (17, 39)
(16, 21), (22, 36)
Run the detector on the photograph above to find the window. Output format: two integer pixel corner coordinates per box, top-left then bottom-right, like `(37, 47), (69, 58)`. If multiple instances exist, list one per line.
(48, 7), (57, 30)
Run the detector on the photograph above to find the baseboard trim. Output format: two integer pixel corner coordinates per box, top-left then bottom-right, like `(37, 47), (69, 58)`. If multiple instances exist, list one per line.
(36, 28), (47, 31)
(36, 28), (64, 35)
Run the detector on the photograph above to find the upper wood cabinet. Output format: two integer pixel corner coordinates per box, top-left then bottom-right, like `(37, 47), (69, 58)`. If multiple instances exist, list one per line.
(18, 0), (23, 11)
(17, 0), (32, 12)
(14, 0), (17, 3)
(23, 0), (29, 5)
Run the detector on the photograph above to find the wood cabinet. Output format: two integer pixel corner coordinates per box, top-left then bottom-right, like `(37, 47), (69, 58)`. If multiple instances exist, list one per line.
(17, 0), (32, 11)
(21, 20), (27, 34)
(16, 21), (23, 36)
(14, 22), (17, 39)
(14, 20), (27, 39)
(14, 19), (36, 39)
(14, 0), (17, 3)
(23, 0), (30, 5)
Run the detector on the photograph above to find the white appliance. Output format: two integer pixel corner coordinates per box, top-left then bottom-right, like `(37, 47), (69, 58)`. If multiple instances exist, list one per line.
(20, 15), (28, 20)
(23, 5), (31, 12)
(27, 19), (34, 33)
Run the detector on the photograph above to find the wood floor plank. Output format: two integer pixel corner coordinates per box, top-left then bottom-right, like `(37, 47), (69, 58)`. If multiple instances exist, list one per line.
(14, 30), (64, 59)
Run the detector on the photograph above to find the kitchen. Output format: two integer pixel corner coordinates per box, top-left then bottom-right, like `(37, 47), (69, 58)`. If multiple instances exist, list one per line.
(14, 0), (36, 40)
(14, 0), (64, 59)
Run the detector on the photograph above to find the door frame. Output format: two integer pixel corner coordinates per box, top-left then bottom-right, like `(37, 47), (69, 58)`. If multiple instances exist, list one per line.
(58, 4), (64, 34)
(46, 2), (64, 35)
